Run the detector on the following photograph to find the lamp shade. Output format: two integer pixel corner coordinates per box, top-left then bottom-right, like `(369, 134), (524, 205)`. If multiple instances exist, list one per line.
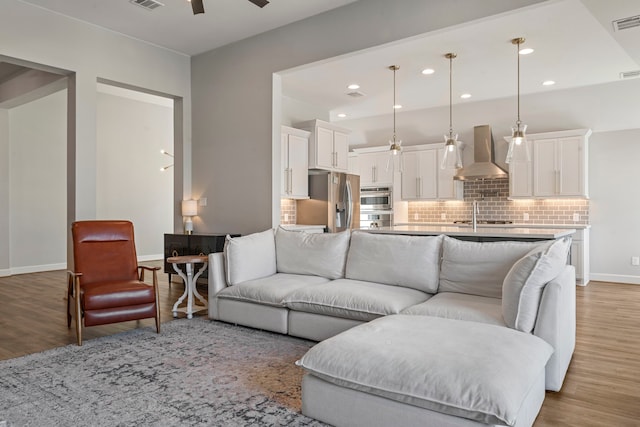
(181, 199), (198, 217)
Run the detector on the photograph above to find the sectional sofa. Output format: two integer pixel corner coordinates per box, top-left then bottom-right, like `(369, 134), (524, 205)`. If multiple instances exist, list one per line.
(207, 228), (576, 427)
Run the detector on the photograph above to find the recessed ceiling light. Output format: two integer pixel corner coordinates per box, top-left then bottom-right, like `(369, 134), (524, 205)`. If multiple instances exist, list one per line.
(337, 113), (347, 118)
(421, 68), (435, 75)
(347, 84), (360, 90)
(542, 80), (555, 86)
(460, 93), (472, 99)
(393, 104), (402, 109)
(519, 48), (534, 55)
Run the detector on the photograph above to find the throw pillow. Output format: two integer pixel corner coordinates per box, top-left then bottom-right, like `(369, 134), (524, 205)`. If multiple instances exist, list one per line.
(275, 227), (350, 279)
(502, 236), (572, 332)
(224, 229), (276, 285)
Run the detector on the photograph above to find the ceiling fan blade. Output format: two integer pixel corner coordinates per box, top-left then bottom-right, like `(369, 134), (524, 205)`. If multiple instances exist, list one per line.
(191, 0), (205, 14)
(248, 0), (269, 8)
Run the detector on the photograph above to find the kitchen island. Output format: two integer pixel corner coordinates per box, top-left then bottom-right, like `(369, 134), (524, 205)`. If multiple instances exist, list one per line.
(364, 224), (575, 242)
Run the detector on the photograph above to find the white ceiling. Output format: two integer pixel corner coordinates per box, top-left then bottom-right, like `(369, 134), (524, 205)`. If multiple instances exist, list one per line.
(280, 0), (640, 121)
(19, 0), (357, 55)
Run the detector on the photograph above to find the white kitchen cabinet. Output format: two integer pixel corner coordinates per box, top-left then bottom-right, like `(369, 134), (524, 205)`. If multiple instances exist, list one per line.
(358, 151), (394, 187)
(401, 147), (462, 200)
(348, 152), (359, 176)
(570, 228), (590, 285)
(533, 136), (587, 197)
(296, 119), (350, 173)
(281, 126), (310, 199)
(507, 129), (590, 199)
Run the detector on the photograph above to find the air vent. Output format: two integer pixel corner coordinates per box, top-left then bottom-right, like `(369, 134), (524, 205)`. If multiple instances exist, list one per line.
(130, 0), (164, 11)
(346, 91), (366, 98)
(612, 15), (640, 31)
(620, 70), (640, 79)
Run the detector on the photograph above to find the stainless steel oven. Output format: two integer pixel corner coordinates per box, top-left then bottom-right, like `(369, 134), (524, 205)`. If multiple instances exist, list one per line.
(360, 186), (393, 228)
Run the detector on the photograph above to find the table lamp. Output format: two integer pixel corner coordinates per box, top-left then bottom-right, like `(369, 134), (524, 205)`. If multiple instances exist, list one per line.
(181, 199), (198, 235)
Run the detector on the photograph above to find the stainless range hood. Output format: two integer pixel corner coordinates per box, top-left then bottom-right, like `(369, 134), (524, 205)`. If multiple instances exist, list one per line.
(454, 125), (508, 181)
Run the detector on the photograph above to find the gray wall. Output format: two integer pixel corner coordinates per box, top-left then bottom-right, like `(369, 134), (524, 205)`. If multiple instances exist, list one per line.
(191, 0), (545, 235)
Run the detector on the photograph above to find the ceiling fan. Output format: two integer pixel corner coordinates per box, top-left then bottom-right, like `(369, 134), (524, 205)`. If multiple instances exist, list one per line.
(190, 0), (269, 15)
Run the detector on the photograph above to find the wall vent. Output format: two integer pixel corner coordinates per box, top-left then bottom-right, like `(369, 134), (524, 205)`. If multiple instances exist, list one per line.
(130, 0), (164, 11)
(346, 91), (366, 98)
(620, 70), (640, 79)
(612, 15), (640, 31)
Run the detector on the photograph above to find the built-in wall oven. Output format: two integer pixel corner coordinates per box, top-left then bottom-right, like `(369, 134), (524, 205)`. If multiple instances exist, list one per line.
(360, 186), (393, 228)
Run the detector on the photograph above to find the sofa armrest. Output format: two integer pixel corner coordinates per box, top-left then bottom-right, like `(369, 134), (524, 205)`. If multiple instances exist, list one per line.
(533, 264), (576, 391)
(208, 252), (228, 320)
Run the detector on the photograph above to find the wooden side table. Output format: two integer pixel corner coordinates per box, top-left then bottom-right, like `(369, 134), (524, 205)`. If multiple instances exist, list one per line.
(167, 255), (208, 319)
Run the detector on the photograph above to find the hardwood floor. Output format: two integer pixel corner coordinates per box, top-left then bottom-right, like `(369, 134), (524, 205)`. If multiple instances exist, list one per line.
(1, 268), (639, 426)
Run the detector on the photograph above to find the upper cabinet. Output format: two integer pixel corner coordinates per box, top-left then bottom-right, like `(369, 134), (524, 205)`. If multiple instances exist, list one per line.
(358, 151), (395, 187)
(401, 145), (463, 201)
(281, 125), (310, 199)
(295, 119), (350, 173)
(506, 129), (591, 199)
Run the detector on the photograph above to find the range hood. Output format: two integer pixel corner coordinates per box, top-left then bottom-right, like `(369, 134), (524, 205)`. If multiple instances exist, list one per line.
(454, 125), (508, 181)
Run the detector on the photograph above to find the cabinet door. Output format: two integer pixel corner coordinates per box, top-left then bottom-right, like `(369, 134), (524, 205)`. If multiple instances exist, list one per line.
(570, 239), (583, 281)
(558, 136), (584, 196)
(315, 126), (335, 170)
(348, 153), (359, 176)
(288, 134), (309, 198)
(333, 131), (349, 172)
(418, 150), (438, 199)
(374, 152), (394, 185)
(281, 133), (289, 196)
(163, 234), (189, 274)
(358, 153), (377, 186)
(437, 148), (463, 200)
(533, 138), (558, 197)
(401, 151), (420, 200)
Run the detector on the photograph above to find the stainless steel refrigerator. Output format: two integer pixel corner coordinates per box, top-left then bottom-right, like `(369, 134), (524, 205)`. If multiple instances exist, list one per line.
(296, 171), (360, 233)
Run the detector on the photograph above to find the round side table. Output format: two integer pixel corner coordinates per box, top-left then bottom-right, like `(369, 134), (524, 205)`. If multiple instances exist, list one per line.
(167, 255), (208, 319)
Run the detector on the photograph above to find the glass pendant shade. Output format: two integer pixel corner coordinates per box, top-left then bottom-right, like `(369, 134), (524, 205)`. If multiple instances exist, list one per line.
(506, 122), (529, 163)
(441, 134), (462, 169)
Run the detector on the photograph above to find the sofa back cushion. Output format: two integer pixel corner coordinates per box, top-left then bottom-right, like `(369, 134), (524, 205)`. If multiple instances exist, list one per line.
(439, 236), (545, 298)
(345, 232), (442, 293)
(224, 229), (276, 285)
(275, 227), (350, 280)
(502, 236), (571, 333)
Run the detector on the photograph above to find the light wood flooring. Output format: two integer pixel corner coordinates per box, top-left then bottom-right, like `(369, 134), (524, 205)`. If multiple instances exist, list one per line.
(0, 266), (639, 426)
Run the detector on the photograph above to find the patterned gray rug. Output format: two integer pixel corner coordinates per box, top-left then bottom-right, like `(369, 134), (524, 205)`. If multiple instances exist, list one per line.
(0, 319), (327, 426)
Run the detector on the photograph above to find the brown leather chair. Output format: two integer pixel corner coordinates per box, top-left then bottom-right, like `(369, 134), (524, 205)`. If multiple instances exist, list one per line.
(67, 220), (160, 345)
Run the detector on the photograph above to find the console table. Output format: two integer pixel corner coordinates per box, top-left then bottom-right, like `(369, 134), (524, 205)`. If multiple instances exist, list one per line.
(163, 233), (239, 283)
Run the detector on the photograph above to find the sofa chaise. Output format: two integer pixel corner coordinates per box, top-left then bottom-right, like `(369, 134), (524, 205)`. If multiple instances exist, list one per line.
(207, 228), (576, 427)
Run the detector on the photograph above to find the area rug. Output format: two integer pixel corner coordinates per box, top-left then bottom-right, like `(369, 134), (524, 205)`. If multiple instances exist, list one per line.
(0, 319), (327, 426)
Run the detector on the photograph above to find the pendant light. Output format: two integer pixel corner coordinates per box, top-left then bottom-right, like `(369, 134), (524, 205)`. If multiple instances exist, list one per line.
(441, 53), (463, 169)
(506, 37), (530, 164)
(386, 65), (403, 172)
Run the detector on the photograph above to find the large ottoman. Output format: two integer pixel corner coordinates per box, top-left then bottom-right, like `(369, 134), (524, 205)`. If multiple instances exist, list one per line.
(297, 315), (553, 427)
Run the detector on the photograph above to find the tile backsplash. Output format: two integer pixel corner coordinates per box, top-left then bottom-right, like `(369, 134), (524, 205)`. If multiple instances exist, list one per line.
(407, 178), (589, 225)
(280, 199), (297, 224)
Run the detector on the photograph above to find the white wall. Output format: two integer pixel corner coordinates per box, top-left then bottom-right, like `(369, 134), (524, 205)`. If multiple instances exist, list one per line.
(281, 95), (329, 126)
(8, 90), (67, 273)
(96, 90), (173, 259)
(589, 129), (640, 284)
(191, 0), (545, 235)
(0, 109), (9, 275)
(0, 1), (191, 271)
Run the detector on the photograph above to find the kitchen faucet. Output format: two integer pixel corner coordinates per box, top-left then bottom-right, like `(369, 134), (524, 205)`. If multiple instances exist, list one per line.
(472, 200), (479, 231)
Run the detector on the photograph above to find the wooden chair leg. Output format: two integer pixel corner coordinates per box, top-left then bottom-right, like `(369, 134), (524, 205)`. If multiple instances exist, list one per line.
(66, 279), (72, 328)
(74, 278), (83, 346)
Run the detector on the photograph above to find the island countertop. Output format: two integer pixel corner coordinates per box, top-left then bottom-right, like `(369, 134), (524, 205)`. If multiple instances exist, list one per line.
(362, 225), (575, 240)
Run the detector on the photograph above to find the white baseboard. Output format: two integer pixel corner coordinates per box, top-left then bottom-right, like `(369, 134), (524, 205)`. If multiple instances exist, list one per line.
(9, 263), (67, 275)
(138, 254), (164, 262)
(590, 273), (640, 285)
(0, 269), (11, 277)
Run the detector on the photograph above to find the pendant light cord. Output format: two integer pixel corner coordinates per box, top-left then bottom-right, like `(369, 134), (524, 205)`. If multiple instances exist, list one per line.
(516, 39), (521, 126)
(393, 66), (397, 141)
(449, 54), (453, 136)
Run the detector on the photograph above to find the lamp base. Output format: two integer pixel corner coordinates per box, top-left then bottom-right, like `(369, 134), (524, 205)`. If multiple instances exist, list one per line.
(184, 218), (194, 235)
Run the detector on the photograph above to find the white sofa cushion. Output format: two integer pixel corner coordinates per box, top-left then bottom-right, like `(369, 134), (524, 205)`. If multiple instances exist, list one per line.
(402, 292), (505, 326)
(439, 236), (545, 298)
(283, 279), (430, 321)
(275, 227), (350, 280)
(224, 229), (276, 286)
(503, 236), (572, 332)
(297, 315), (553, 426)
(345, 232), (442, 293)
(217, 273), (330, 307)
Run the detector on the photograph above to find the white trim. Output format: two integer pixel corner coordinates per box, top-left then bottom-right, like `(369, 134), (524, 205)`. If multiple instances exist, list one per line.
(590, 273), (640, 285)
(0, 269), (11, 278)
(9, 263), (67, 275)
(138, 254), (164, 262)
